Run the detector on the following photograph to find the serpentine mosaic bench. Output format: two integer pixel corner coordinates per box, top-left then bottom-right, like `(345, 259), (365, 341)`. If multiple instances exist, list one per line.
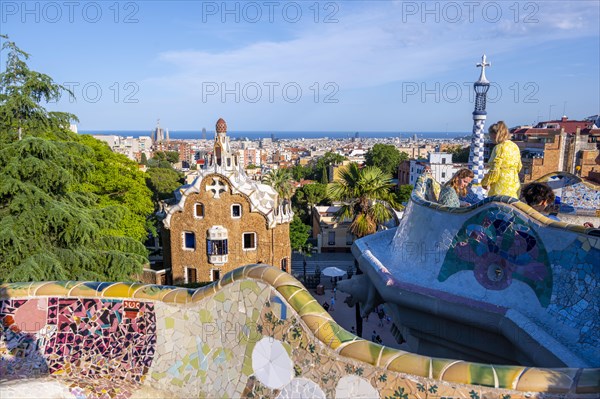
(1, 265), (599, 399)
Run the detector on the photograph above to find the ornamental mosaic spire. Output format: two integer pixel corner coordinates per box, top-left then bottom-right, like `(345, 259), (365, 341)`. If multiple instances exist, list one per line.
(468, 54), (491, 184)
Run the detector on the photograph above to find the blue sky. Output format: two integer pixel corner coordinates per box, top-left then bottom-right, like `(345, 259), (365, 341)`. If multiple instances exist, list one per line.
(2, 1), (599, 132)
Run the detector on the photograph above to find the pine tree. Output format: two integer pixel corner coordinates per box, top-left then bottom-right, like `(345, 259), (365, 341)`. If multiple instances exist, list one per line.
(0, 37), (153, 282)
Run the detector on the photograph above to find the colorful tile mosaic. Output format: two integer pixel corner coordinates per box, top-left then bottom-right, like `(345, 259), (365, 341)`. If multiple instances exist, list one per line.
(536, 172), (600, 213)
(363, 173), (599, 369)
(439, 207), (553, 306)
(1, 265), (599, 398)
(1, 297), (156, 398)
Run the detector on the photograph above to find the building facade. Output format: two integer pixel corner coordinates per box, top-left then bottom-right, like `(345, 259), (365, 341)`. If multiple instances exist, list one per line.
(513, 126), (600, 183)
(162, 118), (293, 284)
(399, 153), (469, 187)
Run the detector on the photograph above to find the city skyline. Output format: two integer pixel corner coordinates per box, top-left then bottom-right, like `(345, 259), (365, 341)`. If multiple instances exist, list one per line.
(2, 1), (599, 131)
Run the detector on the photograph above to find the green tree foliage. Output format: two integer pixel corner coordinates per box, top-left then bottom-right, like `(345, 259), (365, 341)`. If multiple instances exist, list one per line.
(445, 145), (470, 163)
(292, 183), (328, 224)
(140, 152), (148, 165)
(395, 184), (414, 205)
(289, 215), (311, 252)
(0, 136), (150, 282)
(320, 167), (329, 184)
(0, 36), (78, 139)
(327, 163), (399, 238)
(74, 135), (154, 241)
(0, 37), (153, 282)
(262, 168), (293, 202)
(146, 167), (184, 201)
(295, 183), (328, 209)
(365, 144), (408, 176)
(311, 152), (347, 180)
(150, 151), (179, 165)
(290, 164), (311, 181)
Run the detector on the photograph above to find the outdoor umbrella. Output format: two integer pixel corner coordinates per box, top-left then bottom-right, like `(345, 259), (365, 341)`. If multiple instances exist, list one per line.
(321, 266), (347, 278)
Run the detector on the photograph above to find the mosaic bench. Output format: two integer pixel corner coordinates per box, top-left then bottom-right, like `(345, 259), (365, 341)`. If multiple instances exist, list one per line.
(1, 265), (599, 399)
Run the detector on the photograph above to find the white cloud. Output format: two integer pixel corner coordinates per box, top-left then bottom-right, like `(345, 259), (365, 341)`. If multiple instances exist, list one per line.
(145, 1), (597, 96)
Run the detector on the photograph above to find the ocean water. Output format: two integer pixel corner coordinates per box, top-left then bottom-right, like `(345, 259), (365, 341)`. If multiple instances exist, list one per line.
(80, 130), (468, 140)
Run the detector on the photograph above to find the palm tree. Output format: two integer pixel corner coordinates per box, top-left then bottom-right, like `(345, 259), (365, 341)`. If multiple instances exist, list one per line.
(262, 168), (293, 203)
(327, 163), (398, 238)
(327, 163), (398, 338)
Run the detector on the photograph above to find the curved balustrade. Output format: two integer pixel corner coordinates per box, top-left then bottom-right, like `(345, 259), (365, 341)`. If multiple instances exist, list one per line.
(1, 265), (598, 398)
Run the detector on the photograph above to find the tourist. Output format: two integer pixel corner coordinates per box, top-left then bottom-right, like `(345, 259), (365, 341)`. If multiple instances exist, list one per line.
(330, 296), (335, 311)
(371, 330), (377, 342)
(323, 301), (330, 311)
(351, 326), (356, 334)
(481, 121), (522, 198)
(521, 182), (596, 227)
(377, 307), (385, 327)
(521, 183), (558, 220)
(438, 168), (474, 207)
(375, 334), (383, 344)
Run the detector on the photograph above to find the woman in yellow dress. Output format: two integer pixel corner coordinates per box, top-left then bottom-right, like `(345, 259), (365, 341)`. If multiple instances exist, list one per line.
(481, 121), (522, 198)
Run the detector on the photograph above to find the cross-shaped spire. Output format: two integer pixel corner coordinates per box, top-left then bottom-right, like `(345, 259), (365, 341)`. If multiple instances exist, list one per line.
(476, 54), (491, 84)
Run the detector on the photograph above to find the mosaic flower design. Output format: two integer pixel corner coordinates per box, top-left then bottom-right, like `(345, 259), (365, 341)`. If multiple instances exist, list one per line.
(439, 208), (552, 307)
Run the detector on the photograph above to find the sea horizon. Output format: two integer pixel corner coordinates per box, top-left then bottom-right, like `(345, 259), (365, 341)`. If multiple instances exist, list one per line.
(80, 130), (469, 140)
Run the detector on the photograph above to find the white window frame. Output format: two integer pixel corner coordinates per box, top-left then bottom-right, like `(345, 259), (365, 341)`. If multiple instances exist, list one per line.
(183, 231), (196, 250)
(231, 204), (242, 219)
(242, 232), (257, 250)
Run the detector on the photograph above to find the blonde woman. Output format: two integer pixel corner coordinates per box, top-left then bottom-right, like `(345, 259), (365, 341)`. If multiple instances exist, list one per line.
(481, 121), (522, 198)
(438, 168), (474, 207)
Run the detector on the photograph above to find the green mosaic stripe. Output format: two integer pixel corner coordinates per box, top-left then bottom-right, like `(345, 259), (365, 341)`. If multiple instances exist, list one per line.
(1, 265), (598, 395)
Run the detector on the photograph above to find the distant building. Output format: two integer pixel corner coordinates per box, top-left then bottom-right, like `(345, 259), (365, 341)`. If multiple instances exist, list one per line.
(512, 124), (600, 183)
(533, 116), (596, 134)
(92, 134), (152, 163)
(161, 118), (293, 284)
(152, 119), (166, 143)
(399, 152), (469, 186)
(327, 160), (352, 183)
(311, 206), (354, 253)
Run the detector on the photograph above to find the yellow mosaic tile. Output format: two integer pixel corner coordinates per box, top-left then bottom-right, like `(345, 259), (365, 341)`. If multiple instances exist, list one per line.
(161, 288), (192, 304)
(377, 346), (407, 368)
(387, 353), (431, 377)
(0, 281), (34, 298)
(68, 282), (105, 297)
(132, 284), (174, 301)
(514, 368), (572, 393)
(102, 282), (144, 298)
(271, 273), (304, 290)
(431, 358), (458, 380)
(257, 266), (283, 286)
(492, 365), (526, 389)
(467, 363), (496, 388)
(276, 284), (303, 300)
(338, 340), (382, 365)
(245, 264), (271, 280)
(32, 281), (79, 296)
(440, 361), (470, 384)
